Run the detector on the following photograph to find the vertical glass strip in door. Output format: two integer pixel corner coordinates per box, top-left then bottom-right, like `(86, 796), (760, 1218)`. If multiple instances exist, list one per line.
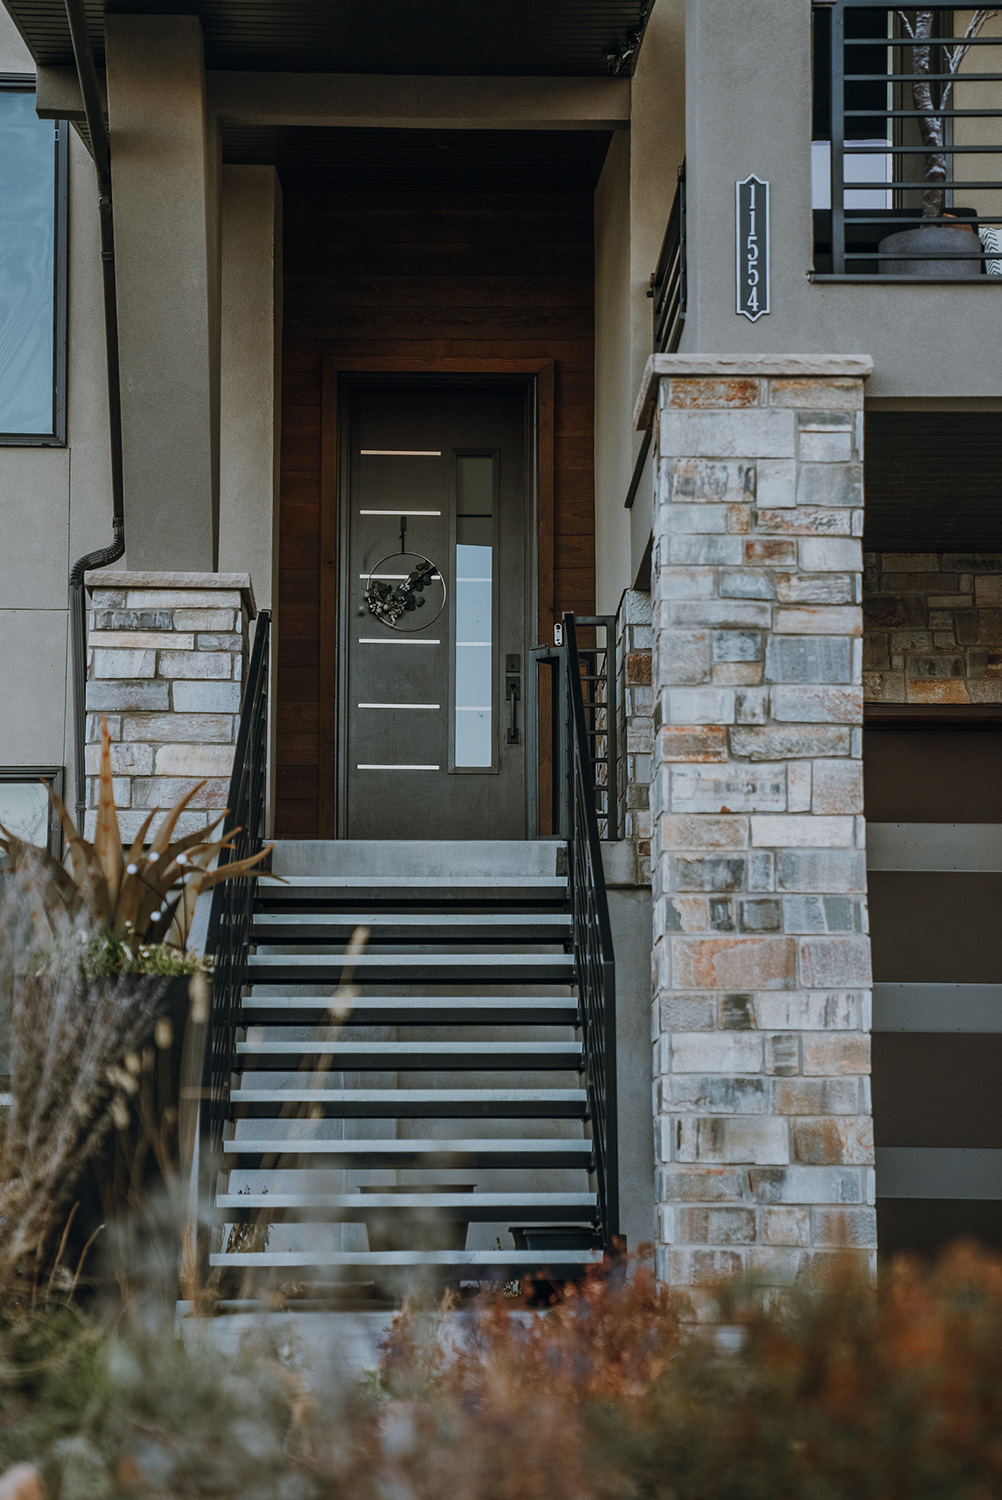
(453, 454), (495, 768)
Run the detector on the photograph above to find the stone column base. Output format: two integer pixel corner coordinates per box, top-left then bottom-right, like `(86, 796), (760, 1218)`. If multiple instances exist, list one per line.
(84, 571), (255, 842)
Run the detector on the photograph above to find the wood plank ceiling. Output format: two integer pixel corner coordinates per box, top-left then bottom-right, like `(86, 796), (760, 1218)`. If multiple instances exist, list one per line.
(6, 0), (649, 74)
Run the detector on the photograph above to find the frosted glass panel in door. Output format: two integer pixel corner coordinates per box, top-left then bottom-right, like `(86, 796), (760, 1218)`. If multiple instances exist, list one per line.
(454, 454), (495, 768)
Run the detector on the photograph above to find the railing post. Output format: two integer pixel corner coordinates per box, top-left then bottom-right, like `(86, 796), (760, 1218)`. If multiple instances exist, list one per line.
(830, 1), (846, 275)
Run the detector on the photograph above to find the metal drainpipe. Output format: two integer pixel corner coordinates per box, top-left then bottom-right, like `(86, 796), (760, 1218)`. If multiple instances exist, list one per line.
(64, 0), (126, 827)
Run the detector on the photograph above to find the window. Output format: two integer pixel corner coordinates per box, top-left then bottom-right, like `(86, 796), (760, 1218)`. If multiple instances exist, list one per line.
(0, 77), (67, 445)
(0, 768), (63, 865)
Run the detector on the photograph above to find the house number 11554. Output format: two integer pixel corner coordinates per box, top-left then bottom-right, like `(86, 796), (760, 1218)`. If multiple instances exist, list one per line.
(736, 175), (771, 321)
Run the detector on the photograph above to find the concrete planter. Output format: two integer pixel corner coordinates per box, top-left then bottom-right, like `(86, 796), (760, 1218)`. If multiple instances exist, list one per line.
(878, 223), (982, 278)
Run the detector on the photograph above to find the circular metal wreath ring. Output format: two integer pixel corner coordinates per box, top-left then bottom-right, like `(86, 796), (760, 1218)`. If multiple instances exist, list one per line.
(363, 550), (447, 633)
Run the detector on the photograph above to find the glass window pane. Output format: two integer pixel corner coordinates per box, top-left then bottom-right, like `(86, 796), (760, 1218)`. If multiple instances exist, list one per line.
(454, 455), (494, 768)
(0, 92), (56, 436)
(0, 781), (51, 866)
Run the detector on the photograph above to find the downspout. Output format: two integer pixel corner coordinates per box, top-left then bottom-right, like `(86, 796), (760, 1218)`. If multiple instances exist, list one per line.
(64, 0), (125, 827)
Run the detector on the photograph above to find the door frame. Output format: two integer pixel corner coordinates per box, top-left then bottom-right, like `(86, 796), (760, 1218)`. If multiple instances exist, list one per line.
(319, 356), (555, 838)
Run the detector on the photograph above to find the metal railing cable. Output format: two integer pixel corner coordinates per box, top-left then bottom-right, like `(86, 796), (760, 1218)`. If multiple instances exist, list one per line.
(563, 613), (620, 1252)
(202, 610), (271, 1159)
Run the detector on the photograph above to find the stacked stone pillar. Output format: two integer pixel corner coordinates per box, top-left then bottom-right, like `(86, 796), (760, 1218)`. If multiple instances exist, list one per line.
(640, 356), (875, 1307)
(84, 571), (254, 842)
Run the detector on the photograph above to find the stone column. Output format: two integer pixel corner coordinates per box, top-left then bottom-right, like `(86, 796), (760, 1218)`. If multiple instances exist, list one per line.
(84, 571), (255, 842)
(638, 355), (875, 1309)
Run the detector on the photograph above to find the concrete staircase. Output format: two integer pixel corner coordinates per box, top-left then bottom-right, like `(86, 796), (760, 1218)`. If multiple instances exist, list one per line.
(209, 840), (604, 1304)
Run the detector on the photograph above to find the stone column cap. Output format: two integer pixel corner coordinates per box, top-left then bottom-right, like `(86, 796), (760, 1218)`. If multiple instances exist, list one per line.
(634, 354), (874, 431)
(84, 569), (257, 617)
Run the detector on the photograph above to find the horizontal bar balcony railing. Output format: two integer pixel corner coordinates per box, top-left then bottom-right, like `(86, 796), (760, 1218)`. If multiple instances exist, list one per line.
(648, 159), (687, 352)
(812, 3), (1002, 279)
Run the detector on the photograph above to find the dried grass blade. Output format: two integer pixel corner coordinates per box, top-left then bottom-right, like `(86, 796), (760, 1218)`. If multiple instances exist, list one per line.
(148, 782), (208, 857)
(93, 717), (125, 908)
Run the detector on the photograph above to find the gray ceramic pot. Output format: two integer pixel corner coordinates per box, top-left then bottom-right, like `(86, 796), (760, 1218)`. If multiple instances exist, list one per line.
(878, 223), (982, 278)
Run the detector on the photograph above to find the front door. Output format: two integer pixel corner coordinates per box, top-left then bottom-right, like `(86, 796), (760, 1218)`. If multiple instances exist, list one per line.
(341, 380), (530, 839)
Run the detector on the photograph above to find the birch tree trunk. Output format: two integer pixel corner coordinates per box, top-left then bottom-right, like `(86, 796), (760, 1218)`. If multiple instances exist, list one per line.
(911, 11), (949, 218)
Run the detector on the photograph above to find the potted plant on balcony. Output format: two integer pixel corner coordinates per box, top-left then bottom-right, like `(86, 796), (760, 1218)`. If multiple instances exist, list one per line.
(879, 8), (998, 276)
(0, 718), (271, 1288)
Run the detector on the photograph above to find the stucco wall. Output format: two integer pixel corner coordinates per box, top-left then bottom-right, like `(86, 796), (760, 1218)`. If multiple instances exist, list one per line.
(218, 165), (282, 612)
(0, 12), (282, 811)
(0, 10), (109, 805)
(592, 0), (685, 616)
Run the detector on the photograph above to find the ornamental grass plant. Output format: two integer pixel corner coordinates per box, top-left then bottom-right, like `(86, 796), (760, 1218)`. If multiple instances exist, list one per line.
(0, 718), (270, 1289)
(4, 1249), (1002, 1498)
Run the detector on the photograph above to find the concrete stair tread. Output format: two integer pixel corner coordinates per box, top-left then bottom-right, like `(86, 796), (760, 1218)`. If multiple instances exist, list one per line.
(270, 840), (564, 880)
(270, 875), (565, 888)
(210, 1249), (602, 1270)
(248, 954), (574, 968)
(255, 913), (569, 926)
(216, 1191), (597, 1217)
(232, 1086), (588, 1102)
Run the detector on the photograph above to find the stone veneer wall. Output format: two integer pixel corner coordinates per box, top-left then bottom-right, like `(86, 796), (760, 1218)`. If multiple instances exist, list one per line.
(85, 572), (255, 841)
(864, 552), (1002, 704)
(642, 355), (875, 1309)
(617, 589), (654, 884)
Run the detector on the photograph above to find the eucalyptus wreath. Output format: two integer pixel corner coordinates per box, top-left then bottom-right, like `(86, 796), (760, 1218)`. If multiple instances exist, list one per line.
(365, 556), (441, 627)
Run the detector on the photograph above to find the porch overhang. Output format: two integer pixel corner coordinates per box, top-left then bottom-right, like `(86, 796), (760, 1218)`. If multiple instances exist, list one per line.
(4, 0), (653, 76)
(35, 67), (631, 132)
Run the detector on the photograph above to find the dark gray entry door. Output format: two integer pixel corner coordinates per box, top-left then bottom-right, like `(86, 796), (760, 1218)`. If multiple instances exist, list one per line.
(342, 382), (529, 839)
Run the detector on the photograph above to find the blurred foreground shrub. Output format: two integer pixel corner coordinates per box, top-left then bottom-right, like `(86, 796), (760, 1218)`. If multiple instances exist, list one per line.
(4, 1247), (1002, 1499)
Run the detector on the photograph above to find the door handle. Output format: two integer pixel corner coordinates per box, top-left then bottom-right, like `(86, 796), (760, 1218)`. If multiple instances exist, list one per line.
(506, 674), (522, 745)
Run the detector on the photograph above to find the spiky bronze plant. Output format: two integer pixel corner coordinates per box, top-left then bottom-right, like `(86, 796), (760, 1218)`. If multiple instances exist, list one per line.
(0, 717), (271, 966)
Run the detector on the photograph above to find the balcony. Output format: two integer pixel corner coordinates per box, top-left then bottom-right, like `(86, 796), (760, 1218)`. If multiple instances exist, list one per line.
(812, 2), (1002, 279)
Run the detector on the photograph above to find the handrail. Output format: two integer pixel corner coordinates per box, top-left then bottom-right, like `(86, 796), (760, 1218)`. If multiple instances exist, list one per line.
(573, 614), (619, 842)
(202, 609), (271, 1159)
(648, 159), (687, 354)
(529, 616), (618, 840)
(563, 612), (619, 1252)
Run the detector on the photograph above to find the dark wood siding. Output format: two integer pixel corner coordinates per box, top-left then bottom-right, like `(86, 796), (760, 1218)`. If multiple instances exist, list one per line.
(277, 190), (595, 838)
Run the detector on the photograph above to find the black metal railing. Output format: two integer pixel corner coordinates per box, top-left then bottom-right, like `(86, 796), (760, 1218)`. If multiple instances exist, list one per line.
(563, 613), (619, 1253)
(814, 2), (1002, 277)
(529, 615), (619, 840)
(202, 609), (271, 1158)
(649, 160), (687, 350)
